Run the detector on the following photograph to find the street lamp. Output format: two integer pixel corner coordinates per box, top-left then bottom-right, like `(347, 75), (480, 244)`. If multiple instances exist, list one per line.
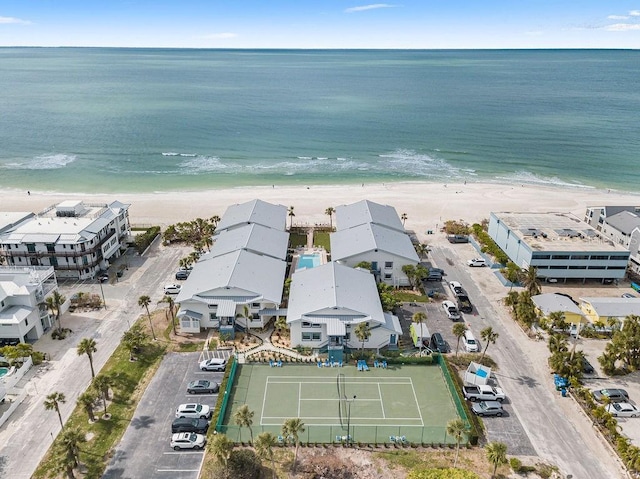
(98, 280), (107, 309)
(346, 395), (356, 445)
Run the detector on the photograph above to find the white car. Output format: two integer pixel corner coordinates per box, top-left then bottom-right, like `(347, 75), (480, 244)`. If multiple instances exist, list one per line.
(441, 300), (461, 321)
(606, 402), (640, 418)
(467, 258), (487, 267)
(199, 358), (227, 371)
(449, 281), (464, 296)
(175, 403), (211, 419)
(164, 283), (182, 294)
(170, 432), (207, 450)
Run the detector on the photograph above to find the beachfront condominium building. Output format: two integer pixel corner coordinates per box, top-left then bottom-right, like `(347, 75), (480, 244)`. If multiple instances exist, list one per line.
(331, 200), (419, 286)
(488, 212), (630, 283)
(286, 262), (402, 362)
(584, 206), (640, 275)
(0, 266), (58, 345)
(0, 200), (131, 280)
(176, 199), (288, 337)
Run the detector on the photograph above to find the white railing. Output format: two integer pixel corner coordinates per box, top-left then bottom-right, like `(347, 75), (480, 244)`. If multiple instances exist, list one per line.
(0, 389), (28, 428)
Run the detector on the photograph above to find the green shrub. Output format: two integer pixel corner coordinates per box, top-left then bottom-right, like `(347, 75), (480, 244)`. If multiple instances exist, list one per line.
(134, 226), (160, 254)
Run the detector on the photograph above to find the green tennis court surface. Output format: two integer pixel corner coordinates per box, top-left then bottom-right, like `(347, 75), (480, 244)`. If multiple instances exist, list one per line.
(222, 363), (464, 444)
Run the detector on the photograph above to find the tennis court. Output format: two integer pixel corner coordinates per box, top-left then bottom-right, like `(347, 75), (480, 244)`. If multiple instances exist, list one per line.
(222, 363), (466, 444)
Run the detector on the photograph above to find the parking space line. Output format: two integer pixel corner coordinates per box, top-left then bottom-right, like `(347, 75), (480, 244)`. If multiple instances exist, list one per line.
(157, 468), (201, 472)
(162, 451), (205, 455)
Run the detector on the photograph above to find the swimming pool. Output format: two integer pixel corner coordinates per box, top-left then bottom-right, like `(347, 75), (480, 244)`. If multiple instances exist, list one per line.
(296, 254), (321, 270)
(0, 367), (8, 378)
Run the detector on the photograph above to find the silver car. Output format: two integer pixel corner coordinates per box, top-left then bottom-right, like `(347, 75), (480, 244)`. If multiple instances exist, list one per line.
(471, 400), (504, 417)
(170, 432), (207, 450)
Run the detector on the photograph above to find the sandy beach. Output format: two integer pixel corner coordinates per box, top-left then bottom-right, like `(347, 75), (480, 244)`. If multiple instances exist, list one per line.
(3, 182), (639, 240)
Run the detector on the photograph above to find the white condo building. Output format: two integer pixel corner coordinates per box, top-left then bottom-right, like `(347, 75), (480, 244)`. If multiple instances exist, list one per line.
(0, 201), (131, 280)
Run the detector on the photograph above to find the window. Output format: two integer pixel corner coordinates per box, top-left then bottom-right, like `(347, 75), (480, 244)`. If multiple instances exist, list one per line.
(46, 243), (55, 253)
(209, 313), (218, 320)
(302, 321), (312, 328)
(590, 255), (609, 260)
(570, 255), (589, 260)
(550, 265), (568, 269)
(384, 261), (393, 269)
(302, 332), (321, 341)
(251, 302), (260, 308)
(568, 266), (587, 269)
(384, 274), (392, 280)
(26, 243), (36, 253)
(83, 257), (88, 265)
(551, 255), (570, 260)
(532, 254), (551, 260)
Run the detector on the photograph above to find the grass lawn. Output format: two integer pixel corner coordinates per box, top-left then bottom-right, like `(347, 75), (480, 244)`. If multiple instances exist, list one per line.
(33, 313), (176, 479)
(289, 233), (307, 248)
(312, 231), (331, 252)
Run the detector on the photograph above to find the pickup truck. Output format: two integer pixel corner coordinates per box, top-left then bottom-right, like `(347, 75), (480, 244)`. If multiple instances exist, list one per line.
(457, 295), (473, 313)
(463, 385), (506, 402)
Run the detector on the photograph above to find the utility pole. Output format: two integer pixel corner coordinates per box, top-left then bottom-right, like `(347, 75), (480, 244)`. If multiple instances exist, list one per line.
(98, 280), (106, 309)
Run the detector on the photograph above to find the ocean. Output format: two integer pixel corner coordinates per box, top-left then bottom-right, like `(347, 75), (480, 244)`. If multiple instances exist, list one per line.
(0, 48), (638, 194)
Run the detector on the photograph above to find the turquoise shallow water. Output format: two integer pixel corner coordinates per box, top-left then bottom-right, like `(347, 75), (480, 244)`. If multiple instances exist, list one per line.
(0, 48), (638, 193)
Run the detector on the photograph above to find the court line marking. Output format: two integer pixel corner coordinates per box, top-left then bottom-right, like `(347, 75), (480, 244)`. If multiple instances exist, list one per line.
(378, 383), (386, 419)
(260, 380), (269, 426)
(409, 378), (425, 427)
(299, 398), (381, 401)
(262, 416), (422, 421)
(298, 382), (301, 417)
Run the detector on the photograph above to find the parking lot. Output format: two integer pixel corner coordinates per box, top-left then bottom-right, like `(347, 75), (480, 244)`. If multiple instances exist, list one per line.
(103, 352), (227, 479)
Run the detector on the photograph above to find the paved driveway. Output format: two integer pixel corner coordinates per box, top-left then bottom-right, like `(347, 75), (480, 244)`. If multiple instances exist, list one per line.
(428, 245), (625, 477)
(103, 352), (224, 479)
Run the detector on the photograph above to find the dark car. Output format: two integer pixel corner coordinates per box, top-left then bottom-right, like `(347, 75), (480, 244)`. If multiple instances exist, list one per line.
(187, 379), (219, 394)
(424, 272), (442, 282)
(592, 388), (629, 403)
(582, 357), (595, 374)
(430, 333), (448, 353)
(171, 417), (209, 434)
(175, 270), (190, 280)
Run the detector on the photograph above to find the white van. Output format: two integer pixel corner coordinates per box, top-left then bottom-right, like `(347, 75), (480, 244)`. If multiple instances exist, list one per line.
(463, 331), (479, 352)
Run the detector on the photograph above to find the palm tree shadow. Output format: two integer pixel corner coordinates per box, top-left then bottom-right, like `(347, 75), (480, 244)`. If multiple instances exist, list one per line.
(130, 415), (156, 429)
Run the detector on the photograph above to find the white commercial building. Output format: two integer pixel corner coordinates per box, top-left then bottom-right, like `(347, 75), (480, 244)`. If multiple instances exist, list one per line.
(488, 212), (630, 283)
(0, 266), (58, 345)
(584, 206), (640, 275)
(0, 201), (131, 280)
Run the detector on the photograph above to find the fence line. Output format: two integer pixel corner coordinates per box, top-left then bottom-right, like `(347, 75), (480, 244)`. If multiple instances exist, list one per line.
(215, 359), (238, 432)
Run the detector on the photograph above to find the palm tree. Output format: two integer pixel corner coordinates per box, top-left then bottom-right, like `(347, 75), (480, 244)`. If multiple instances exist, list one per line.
(122, 323), (147, 360)
(57, 427), (86, 470)
(412, 311), (427, 355)
(503, 291), (519, 317)
(401, 213), (408, 226)
(287, 205), (295, 229)
(548, 333), (568, 354)
(202, 235), (213, 252)
(522, 267), (541, 296)
(210, 214), (221, 227)
(138, 295), (156, 340)
(282, 418), (305, 472)
(325, 206), (335, 230)
(236, 304), (252, 340)
(209, 433), (234, 468)
(453, 323), (467, 357)
(45, 290), (67, 333)
(486, 441), (508, 478)
(45, 391), (66, 429)
(479, 327), (499, 363)
(77, 390), (98, 422)
(160, 295), (177, 336)
(354, 322), (371, 355)
(76, 338), (98, 378)
(233, 404), (255, 443)
(255, 432), (278, 479)
(446, 418), (468, 468)
(92, 374), (114, 416)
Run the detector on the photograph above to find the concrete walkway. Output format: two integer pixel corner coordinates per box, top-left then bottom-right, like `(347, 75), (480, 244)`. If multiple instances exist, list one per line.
(235, 326), (311, 364)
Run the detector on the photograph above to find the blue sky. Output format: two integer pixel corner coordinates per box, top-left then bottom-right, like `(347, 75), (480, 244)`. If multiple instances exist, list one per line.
(1, 1), (639, 48)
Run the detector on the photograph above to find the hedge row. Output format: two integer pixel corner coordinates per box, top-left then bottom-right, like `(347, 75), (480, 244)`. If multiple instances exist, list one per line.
(211, 355), (236, 432)
(134, 226), (161, 254)
(471, 224), (509, 265)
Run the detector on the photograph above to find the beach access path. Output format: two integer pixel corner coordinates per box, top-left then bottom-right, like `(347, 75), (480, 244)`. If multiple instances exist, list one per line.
(0, 242), (190, 479)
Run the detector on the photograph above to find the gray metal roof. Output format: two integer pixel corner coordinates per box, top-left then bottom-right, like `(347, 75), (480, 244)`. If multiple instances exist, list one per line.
(335, 200), (405, 232)
(206, 223), (288, 260)
(0, 304), (33, 324)
(286, 262), (385, 325)
(176, 249), (286, 304)
(603, 206), (640, 218)
(532, 293), (585, 316)
(216, 199), (287, 233)
(330, 223), (419, 262)
(606, 211), (640, 236)
(580, 297), (640, 317)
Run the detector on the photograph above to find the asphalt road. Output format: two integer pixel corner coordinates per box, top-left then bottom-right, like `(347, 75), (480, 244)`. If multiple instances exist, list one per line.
(429, 245), (623, 478)
(0, 242), (190, 479)
(103, 352), (225, 479)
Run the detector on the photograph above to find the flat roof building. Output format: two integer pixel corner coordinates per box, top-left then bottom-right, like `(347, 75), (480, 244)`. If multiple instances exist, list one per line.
(488, 212), (629, 283)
